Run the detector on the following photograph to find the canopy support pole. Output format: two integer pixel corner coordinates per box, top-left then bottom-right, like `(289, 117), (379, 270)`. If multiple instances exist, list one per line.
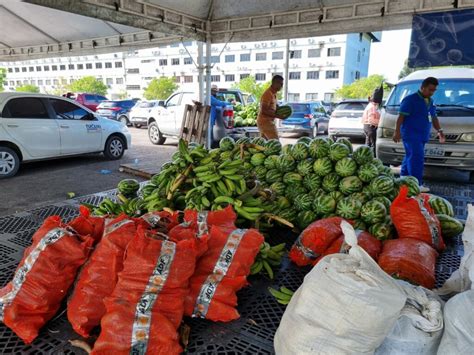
(197, 42), (204, 103)
(205, 21), (212, 149)
(283, 38), (290, 103)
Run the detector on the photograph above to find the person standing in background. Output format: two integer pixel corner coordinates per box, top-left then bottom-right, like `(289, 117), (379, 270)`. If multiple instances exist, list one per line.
(361, 97), (381, 148)
(257, 75), (286, 140)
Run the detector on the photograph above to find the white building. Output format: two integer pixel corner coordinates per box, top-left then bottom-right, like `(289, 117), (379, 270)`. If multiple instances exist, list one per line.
(2, 33), (380, 102)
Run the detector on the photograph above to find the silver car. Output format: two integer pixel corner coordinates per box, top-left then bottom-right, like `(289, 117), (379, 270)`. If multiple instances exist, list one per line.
(328, 100), (368, 140)
(376, 68), (474, 171)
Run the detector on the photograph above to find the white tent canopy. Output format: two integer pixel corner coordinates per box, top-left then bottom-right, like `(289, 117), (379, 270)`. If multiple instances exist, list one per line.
(2, 0), (474, 61)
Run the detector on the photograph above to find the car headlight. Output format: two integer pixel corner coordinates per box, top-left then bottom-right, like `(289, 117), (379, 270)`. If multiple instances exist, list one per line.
(380, 128), (395, 138)
(460, 133), (474, 142)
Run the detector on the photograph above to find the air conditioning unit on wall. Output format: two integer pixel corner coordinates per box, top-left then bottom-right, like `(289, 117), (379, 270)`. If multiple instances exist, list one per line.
(308, 39), (315, 44)
(270, 42), (277, 47)
(291, 40), (297, 45)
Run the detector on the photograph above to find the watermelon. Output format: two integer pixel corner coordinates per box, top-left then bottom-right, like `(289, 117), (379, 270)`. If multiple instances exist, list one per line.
(242, 162), (253, 171)
(264, 155), (279, 170)
(335, 137), (353, 153)
(275, 105), (293, 118)
(350, 192), (369, 204)
(336, 197), (362, 220)
(353, 219), (367, 231)
(264, 139), (282, 156)
(297, 137), (312, 145)
(270, 182), (286, 195)
(254, 166), (267, 180)
(303, 174), (322, 191)
(283, 172), (303, 185)
(297, 160), (313, 176)
(362, 185), (374, 199)
(282, 144), (293, 155)
(286, 185), (307, 202)
(236, 137), (251, 145)
(329, 191), (344, 202)
(291, 142), (309, 161)
(335, 157), (358, 177)
(249, 137), (266, 154)
(322, 173), (341, 193)
(219, 136), (235, 151)
(308, 138), (331, 159)
(361, 200), (387, 224)
(329, 143), (351, 161)
(370, 176), (395, 196)
(429, 196), (454, 217)
(311, 188), (326, 199)
(372, 158), (384, 170)
(369, 223), (394, 240)
(118, 179), (140, 197)
(294, 194), (313, 211)
(339, 176), (363, 195)
(278, 208), (297, 223)
(265, 169), (282, 184)
(277, 154), (296, 173)
(313, 157), (333, 176)
(379, 166), (394, 177)
(397, 176), (420, 197)
(358, 163), (380, 183)
(372, 196), (392, 212)
(313, 194), (337, 215)
(220, 151), (234, 161)
(352, 145), (374, 165)
(250, 152), (266, 166)
(276, 196), (291, 209)
(297, 210), (318, 230)
(437, 214), (463, 238)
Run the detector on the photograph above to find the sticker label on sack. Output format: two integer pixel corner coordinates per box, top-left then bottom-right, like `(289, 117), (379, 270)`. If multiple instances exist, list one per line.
(192, 228), (246, 318)
(416, 197), (441, 247)
(140, 212), (163, 228)
(130, 240), (176, 354)
(0, 227), (71, 321)
(104, 219), (134, 236)
(294, 235), (319, 260)
(196, 211), (209, 238)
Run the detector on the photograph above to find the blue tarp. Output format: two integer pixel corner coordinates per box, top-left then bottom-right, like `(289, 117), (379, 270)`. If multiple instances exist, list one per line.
(408, 9), (474, 68)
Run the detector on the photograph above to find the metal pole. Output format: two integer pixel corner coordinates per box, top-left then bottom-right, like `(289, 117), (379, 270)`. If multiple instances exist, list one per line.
(197, 42), (204, 103)
(283, 38), (290, 102)
(205, 22), (212, 148)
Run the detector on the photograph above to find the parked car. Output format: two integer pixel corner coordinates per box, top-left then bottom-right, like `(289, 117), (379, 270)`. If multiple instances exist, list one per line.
(280, 101), (329, 137)
(146, 92), (234, 145)
(74, 93), (108, 112)
(96, 100), (136, 125)
(129, 100), (164, 128)
(328, 100), (368, 140)
(216, 89), (256, 106)
(377, 67), (474, 171)
(0, 92), (131, 178)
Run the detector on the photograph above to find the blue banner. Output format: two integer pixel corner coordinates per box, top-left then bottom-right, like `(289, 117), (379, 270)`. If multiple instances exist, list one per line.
(409, 9), (474, 68)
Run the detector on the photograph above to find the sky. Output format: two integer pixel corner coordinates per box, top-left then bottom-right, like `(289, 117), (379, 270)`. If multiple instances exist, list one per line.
(368, 29), (412, 84)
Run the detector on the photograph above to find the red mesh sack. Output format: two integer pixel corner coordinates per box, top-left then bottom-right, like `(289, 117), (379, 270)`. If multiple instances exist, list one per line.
(391, 186), (445, 251)
(67, 214), (137, 337)
(184, 227), (264, 322)
(91, 225), (198, 355)
(378, 238), (438, 289)
(289, 217), (345, 266)
(139, 210), (181, 232)
(69, 205), (105, 243)
(0, 216), (94, 343)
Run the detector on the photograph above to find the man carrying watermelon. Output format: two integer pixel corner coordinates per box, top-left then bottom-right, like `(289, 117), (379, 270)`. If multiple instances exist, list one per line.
(393, 77), (445, 192)
(257, 75), (287, 140)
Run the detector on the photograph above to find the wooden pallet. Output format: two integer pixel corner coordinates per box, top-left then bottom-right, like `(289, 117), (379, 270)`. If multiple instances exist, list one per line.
(180, 104), (211, 144)
(119, 161), (159, 179)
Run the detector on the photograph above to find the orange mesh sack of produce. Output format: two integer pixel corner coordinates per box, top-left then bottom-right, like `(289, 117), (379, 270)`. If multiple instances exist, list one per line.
(91, 225), (198, 355)
(289, 217), (345, 266)
(68, 214), (137, 338)
(184, 226), (264, 322)
(0, 216), (94, 344)
(378, 238), (438, 289)
(391, 186), (445, 251)
(140, 210), (181, 232)
(68, 205), (105, 243)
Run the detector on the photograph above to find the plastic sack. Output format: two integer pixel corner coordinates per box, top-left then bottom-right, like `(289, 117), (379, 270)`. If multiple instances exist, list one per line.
(275, 221), (406, 355)
(69, 205), (105, 243)
(0, 216), (94, 343)
(375, 281), (444, 355)
(378, 238), (438, 289)
(140, 210), (181, 232)
(68, 214), (137, 338)
(91, 225), (197, 355)
(184, 226), (264, 322)
(289, 217), (345, 266)
(391, 186), (445, 251)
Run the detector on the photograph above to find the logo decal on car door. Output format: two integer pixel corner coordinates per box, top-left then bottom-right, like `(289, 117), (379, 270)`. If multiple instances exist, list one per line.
(86, 124), (102, 133)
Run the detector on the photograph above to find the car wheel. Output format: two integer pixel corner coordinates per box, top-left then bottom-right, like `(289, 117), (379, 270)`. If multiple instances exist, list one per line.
(119, 116), (129, 126)
(148, 122), (166, 145)
(104, 135), (125, 160)
(0, 147), (20, 178)
(311, 124), (318, 138)
(133, 124), (142, 129)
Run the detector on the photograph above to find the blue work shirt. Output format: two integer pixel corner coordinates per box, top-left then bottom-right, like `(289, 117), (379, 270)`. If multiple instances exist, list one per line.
(398, 91), (436, 142)
(210, 95), (228, 126)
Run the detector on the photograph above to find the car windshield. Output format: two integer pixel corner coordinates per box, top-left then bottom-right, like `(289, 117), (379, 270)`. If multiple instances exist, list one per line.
(335, 102), (367, 111)
(98, 101), (119, 108)
(289, 103), (310, 112)
(386, 79), (474, 108)
(139, 101), (155, 108)
(216, 92), (242, 104)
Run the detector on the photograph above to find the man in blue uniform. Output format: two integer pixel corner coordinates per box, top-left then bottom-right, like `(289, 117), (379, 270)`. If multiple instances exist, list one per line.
(393, 77), (445, 192)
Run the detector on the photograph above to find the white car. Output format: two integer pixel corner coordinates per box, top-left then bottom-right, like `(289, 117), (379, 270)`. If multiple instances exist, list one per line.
(129, 100), (163, 128)
(0, 92), (132, 178)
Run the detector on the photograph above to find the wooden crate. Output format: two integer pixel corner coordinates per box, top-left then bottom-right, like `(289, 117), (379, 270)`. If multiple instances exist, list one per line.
(179, 104), (211, 144)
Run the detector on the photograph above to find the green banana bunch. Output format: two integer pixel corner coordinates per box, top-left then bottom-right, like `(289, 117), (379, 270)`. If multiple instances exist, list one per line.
(92, 198), (122, 216)
(250, 242), (286, 279)
(268, 286), (294, 305)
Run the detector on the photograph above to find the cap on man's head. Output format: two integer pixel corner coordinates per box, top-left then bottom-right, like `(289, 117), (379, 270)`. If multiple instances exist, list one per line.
(211, 84), (219, 91)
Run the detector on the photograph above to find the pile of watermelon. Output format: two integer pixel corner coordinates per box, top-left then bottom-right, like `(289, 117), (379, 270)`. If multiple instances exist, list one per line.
(234, 103), (259, 127)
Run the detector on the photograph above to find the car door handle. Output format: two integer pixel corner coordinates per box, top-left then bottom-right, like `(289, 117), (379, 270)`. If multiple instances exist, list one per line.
(60, 125), (70, 128)
(7, 124), (18, 128)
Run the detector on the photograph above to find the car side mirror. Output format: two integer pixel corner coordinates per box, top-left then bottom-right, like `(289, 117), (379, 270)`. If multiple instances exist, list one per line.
(87, 112), (96, 120)
(158, 100), (165, 107)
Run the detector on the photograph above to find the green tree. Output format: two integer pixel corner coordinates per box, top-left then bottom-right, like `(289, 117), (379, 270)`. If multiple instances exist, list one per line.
(16, 84), (40, 93)
(68, 76), (108, 96)
(143, 77), (179, 100)
(231, 76), (282, 101)
(335, 74), (389, 100)
(0, 68), (6, 92)
(398, 59), (417, 80)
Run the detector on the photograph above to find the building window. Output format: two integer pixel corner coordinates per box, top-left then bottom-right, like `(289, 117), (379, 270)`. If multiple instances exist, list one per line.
(306, 93), (318, 101)
(31, 80), (36, 85)
(183, 75), (193, 83)
(290, 50), (302, 59)
(272, 51), (284, 60)
(326, 70), (339, 79)
(52, 65), (58, 71)
(77, 64), (84, 70)
(116, 77), (124, 84)
(184, 57), (192, 65)
(69, 79), (75, 84)
(183, 41), (193, 46)
(16, 80), (21, 85)
(240, 74), (250, 80)
(21, 67), (27, 72)
(173, 76), (180, 83)
(211, 56), (220, 63)
(308, 48), (321, 58)
(104, 78), (112, 85)
(307, 71), (320, 80)
(127, 68), (140, 74)
(355, 71), (361, 80)
(86, 63), (92, 69)
(53, 79), (59, 85)
(170, 43), (179, 48)
(59, 65), (65, 70)
(171, 58), (180, 65)
(45, 80), (51, 85)
(159, 59), (168, 66)
(115, 61), (123, 68)
(103, 62), (111, 69)
(210, 75), (221, 82)
(29, 67), (34, 72)
(23, 80), (28, 85)
(256, 53), (267, 61)
(288, 93), (300, 101)
(9, 81), (14, 86)
(225, 74), (235, 82)
(14, 68), (19, 73)
(95, 63), (102, 69)
(255, 73), (266, 81)
(7, 68), (12, 73)
(126, 85), (141, 90)
(357, 50), (361, 63)
(289, 72), (301, 80)
(272, 72), (283, 78)
(240, 53), (250, 61)
(324, 93), (334, 102)
(359, 33), (363, 42)
(44, 65), (50, 71)
(38, 80), (43, 85)
(225, 55), (235, 63)
(328, 47), (341, 56)
(61, 78), (67, 84)
(36, 66), (42, 71)
(69, 64), (75, 70)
